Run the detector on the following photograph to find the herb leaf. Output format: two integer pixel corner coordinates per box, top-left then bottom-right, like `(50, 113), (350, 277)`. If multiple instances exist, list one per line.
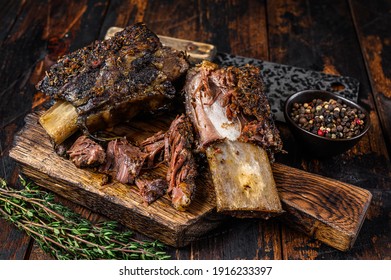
(0, 177), (170, 260)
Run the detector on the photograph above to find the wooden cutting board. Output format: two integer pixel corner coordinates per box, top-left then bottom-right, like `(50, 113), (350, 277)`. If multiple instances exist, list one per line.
(9, 111), (371, 251)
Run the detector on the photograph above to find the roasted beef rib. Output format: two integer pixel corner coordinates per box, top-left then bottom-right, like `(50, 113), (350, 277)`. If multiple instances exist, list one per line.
(37, 23), (189, 144)
(184, 61), (283, 218)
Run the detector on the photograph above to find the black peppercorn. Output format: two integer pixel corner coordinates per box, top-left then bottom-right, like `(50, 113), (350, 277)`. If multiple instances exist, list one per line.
(290, 98), (366, 139)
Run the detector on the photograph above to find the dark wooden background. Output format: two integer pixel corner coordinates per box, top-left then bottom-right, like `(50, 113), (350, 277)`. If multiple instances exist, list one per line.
(0, 0), (390, 260)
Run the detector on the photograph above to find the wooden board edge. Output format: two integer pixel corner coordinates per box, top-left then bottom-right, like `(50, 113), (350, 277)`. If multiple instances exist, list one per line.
(280, 193), (371, 252)
(16, 163), (223, 248)
(274, 163), (373, 251)
(7, 112), (224, 247)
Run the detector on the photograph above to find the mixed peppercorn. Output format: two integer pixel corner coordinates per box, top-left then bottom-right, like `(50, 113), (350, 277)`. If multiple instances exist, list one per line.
(290, 98), (366, 139)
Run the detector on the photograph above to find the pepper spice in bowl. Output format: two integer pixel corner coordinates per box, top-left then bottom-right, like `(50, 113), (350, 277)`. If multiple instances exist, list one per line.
(284, 90), (370, 157)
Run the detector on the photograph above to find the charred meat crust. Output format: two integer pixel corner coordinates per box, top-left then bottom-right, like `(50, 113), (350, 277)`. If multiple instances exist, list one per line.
(37, 23), (189, 130)
(185, 61), (282, 159)
(218, 66), (282, 155)
(165, 114), (197, 211)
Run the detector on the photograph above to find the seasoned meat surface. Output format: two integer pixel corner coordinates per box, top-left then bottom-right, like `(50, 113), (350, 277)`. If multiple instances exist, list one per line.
(37, 23), (189, 130)
(165, 114), (197, 211)
(67, 135), (106, 168)
(135, 173), (168, 205)
(184, 61), (282, 158)
(101, 138), (148, 184)
(184, 62), (284, 218)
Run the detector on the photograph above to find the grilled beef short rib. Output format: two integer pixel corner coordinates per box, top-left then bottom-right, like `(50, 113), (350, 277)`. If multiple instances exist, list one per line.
(184, 61), (283, 218)
(45, 24), (282, 215)
(37, 23), (189, 136)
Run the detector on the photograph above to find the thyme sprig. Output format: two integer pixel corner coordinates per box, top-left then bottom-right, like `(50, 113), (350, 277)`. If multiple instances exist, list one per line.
(0, 177), (170, 260)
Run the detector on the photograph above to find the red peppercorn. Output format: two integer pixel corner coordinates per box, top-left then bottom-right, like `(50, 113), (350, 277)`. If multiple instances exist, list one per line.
(355, 118), (364, 125)
(91, 60), (101, 68)
(317, 129), (324, 136)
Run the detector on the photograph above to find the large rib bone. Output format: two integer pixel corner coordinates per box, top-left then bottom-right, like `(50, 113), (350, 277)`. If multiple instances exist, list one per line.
(185, 61), (283, 218)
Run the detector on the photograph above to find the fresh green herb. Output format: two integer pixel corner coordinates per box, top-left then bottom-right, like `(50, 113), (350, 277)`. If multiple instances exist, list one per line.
(0, 177), (170, 260)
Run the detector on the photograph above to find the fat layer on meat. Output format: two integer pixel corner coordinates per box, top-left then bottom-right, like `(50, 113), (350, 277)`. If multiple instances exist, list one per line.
(184, 61), (282, 158)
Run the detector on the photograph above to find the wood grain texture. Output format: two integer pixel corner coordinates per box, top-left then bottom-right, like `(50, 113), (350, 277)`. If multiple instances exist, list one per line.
(0, 0), (51, 260)
(98, 0), (148, 40)
(226, 0), (268, 59)
(267, 0), (391, 259)
(349, 0), (391, 157)
(10, 112), (372, 251)
(190, 219), (282, 260)
(28, 242), (54, 260)
(0, 0), (48, 128)
(0, 220), (30, 260)
(143, 1), (213, 45)
(0, 0), (114, 260)
(1, 0), (390, 260)
(10, 112), (220, 247)
(0, 0), (25, 45)
(274, 164), (372, 251)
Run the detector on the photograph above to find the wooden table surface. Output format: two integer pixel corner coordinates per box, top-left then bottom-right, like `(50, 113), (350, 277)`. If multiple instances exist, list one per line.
(0, 0), (390, 260)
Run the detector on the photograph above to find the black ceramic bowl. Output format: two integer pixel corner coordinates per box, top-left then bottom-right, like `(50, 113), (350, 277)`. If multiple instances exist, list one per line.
(284, 90), (370, 157)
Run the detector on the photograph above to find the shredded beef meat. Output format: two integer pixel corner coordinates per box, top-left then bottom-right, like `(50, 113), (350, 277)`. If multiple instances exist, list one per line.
(165, 114), (197, 211)
(135, 173), (168, 205)
(64, 115), (198, 210)
(67, 135), (106, 168)
(140, 131), (165, 168)
(100, 138), (148, 184)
